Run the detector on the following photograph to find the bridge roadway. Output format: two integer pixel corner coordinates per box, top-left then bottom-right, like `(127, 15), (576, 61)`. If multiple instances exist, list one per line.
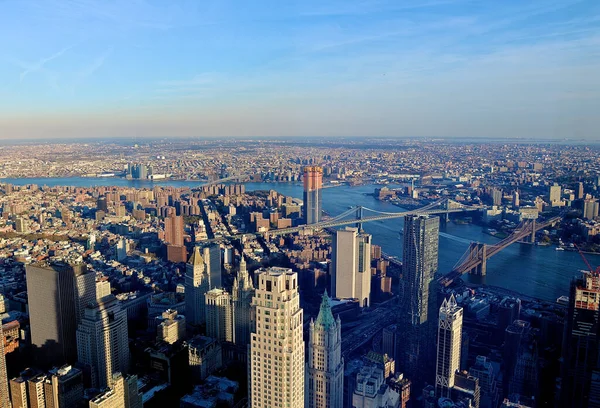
(439, 215), (562, 287)
(200, 200), (483, 244)
(265, 206), (481, 237)
(192, 174), (249, 189)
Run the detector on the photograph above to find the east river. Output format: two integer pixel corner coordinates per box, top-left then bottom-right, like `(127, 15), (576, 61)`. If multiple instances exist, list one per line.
(3, 177), (596, 302)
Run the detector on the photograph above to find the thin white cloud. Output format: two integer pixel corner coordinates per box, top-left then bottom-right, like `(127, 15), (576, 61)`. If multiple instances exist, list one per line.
(18, 44), (74, 82)
(77, 47), (113, 83)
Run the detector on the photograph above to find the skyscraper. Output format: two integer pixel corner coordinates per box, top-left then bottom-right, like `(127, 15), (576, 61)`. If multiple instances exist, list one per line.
(203, 243), (222, 289)
(306, 291), (344, 408)
(89, 372), (125, 408)
(165, 214), (187, 263)
(205, 288), (233, 342)
(250, 268), (304, 408)
(156, 309), (186, 344)
(400, 215), (440, 389)
(561, 270), (600, 407)
(76, 295), (129, 388)
(578, 182), (585, 199)
(165, 214), (184, 245)
(303, 166), (323, 225)
(435, 295), (463, 398)
(331, 227), (372, 307)
(549, 183), (561, 203)
(185, 247), (210, 326)
(26, 262), (96, 366)
(0, 323), (9, 408)
(232, 256), (255, 346)
(469, 356), (499, 408)
(46, 365), (84, 408)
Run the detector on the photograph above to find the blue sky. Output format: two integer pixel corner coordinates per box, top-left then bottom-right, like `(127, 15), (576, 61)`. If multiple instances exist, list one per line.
(0, 0), (598, 139)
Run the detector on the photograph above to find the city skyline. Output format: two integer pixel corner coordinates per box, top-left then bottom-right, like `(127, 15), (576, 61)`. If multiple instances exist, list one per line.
(0, 136), (597, 406)
(1, 0), (599, 139)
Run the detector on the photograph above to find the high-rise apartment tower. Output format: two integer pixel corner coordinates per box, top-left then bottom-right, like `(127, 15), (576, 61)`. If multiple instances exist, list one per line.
(303, 166), (323, 225)
(399, 215), (440, 389)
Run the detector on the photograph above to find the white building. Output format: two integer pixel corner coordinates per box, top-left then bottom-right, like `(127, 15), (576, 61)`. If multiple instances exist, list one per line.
(96, 278), (111, 300)
(306, 291), (344, 408)
(76, 295), (130, 388)
(352, 363), (400, 408)
(185, 247), (210, 325)
(435, 295), (464, 398)
(156, 309), (186, 344)
(331, 227), (372, 307)
(232, 257), (255, 346)
(549, 183), (561, 204)
(205, 288), (233, 343)
(250, 268), (304, 408)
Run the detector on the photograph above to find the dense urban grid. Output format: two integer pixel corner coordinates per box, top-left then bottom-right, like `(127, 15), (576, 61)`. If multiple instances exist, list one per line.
(0, 138), (598, 407)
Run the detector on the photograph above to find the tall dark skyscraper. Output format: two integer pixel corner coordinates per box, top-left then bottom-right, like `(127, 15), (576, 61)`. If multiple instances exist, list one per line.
(399, 214), (440, 390)
(96, 196), (108, 213)
(561, 270), (600, 407)
(203, 243), (222, 289)
(303, 166), (323, 225)
(26, 262), (96, 367)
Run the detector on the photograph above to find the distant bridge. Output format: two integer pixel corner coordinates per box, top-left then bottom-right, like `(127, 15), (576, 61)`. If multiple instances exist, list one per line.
(195, 174), (249, 188)
(438, 216), (562, 287)
(202, 197), (483, 243)
(264, 198), (484, 237)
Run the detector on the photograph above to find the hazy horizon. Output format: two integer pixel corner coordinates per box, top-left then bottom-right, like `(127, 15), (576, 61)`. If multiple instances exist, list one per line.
(1, 0), (598, 140)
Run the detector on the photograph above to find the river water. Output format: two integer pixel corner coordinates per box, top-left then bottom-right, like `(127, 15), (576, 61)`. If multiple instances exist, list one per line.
(3, 177), (595, 301)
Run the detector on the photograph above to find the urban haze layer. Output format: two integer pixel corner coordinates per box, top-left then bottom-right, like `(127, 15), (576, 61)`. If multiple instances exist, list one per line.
(0, 137), (598, 408)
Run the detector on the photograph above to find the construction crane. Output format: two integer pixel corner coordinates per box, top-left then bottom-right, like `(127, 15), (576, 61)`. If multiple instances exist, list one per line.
(574, 243), (600, 275)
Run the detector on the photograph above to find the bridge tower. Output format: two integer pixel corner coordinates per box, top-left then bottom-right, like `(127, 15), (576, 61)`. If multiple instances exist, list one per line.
(355, 206), (364, 231)
(530, 219), (536, 243)
(466, 242), (487, 276)
(440, 198), (450, 223)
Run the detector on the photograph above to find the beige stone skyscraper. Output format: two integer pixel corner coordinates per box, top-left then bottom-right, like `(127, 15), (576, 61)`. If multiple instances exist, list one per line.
(306, 291), (344, 408)
(76, 295), (130, 388)
(185, 247), (210, 326)
(232, 256), (255, 346)
(89, 372), (142, 408)
(205, 288), (233, 342)
(0, 323), (10, 408)
(250, 268), (304, 408)
(435, 295), (463, 398)
(331, 227), (372, 307)
(156, 309), (186, 344)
